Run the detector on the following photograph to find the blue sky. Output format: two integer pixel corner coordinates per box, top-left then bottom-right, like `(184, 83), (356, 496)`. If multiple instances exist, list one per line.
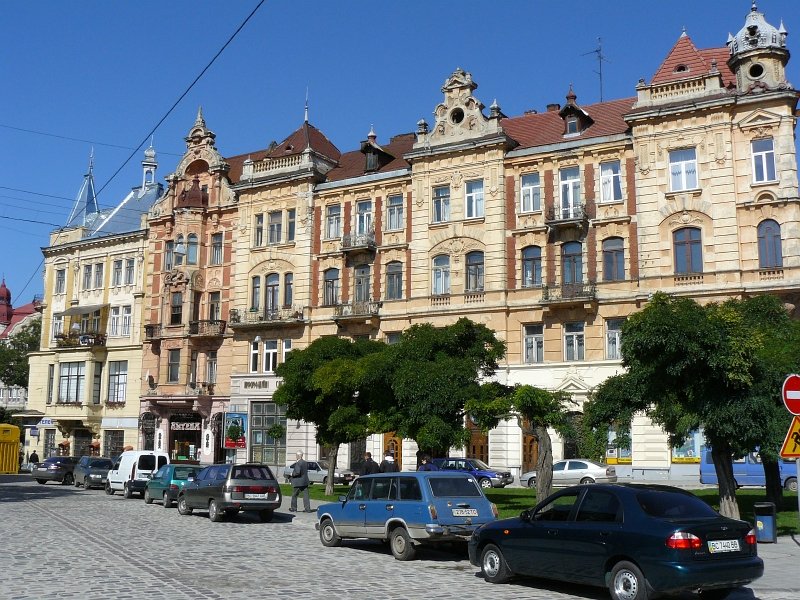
(0, 0), (796, 303)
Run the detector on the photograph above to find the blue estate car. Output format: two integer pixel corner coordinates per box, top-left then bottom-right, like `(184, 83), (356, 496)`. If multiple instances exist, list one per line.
(316, 471), (498, 560)
(432, 457), (514, 488)
(144, 463), (199, 508)
(469, 483), (762, 600)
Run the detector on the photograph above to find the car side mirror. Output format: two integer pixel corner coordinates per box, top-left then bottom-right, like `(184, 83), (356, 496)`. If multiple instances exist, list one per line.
(520, 509), (532, 522)
(338, 495), (347, 502)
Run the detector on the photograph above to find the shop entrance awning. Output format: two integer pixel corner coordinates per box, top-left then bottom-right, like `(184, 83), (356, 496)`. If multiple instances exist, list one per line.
(60, 303), (108, 317)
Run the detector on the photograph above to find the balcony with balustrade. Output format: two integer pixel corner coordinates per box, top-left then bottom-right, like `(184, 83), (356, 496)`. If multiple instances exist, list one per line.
(341, 228), (376, 254)
(333, 301), (381, 324)
(544, 204), (588, 230)
(541, 281), (597, 309)
(54, 332), (106, 350)
(228, 307), (306, 330)
(188, 320), (227, 338)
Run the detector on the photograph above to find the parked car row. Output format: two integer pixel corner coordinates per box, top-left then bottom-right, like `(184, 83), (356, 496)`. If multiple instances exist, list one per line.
(521, 458), (617, 488)
(282, 460), (355, 485)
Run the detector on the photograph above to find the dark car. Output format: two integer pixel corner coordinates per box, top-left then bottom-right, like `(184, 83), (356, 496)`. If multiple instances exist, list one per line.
(31, 456), (79, 485)
(469, 483), (762, 600)
(144, 463), (198, 508)
(432, 457), (514, 488)
(177, 463), (281, 522)
(73, 456), (113, 489)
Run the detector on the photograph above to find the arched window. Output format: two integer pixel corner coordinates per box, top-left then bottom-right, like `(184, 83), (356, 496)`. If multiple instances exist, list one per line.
(250, 276), (261, 311)
(602, 237), (625, 281)
(673, 227), (702, 274)
(465, 251), (484, 292)
(562, 242), (583, 285)
(323, 268), (340, 306)
(187, 234), (199, 265)
(266, 273), (279, 315)
(386, 261), (403, 300)
(174, 235), (185, 266)
(521, 246), (542, 288)
(283, 273), (293, 307)
(432, 255), (450, 295)
(757, 219), (782, 269)
(354, 265), (371, 303)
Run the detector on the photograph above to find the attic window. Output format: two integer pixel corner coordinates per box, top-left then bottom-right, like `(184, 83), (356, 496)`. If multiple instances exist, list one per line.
(566, 116), (579, 135)
(450, 108), (464, 124)
(284, 144), (293, 153)
(674, 64), (689, 73)
(749, 63), (764, 78)
(365, 150), (378, 172)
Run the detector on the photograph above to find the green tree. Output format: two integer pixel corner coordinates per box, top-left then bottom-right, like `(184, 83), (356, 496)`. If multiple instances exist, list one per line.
(0, 406), (19, 425)
(0, 319), (41, 389)
(274, 336), (390, 495)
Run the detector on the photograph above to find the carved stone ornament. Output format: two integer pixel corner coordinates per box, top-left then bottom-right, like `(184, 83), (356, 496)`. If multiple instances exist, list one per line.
(451, 172), (463, 190)
(669, 210), (702, 228)
(207, 277), (221, 289)
(164, 269), (190, 287)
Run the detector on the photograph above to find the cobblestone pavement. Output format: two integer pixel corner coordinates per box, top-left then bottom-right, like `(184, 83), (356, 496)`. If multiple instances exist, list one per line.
(0, 475), (797, 600)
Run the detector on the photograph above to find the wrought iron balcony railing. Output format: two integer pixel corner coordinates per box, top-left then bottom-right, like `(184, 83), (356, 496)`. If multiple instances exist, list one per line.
(341, 228), (376, 251)
(333, 301), (381, 319)
(54, 332), (106, 348)
(544, 204), (587, 224)
(188, 320), (227, 336)
(144, 324), (162, 340)
(229, 307), (305, 328)
(541, 282), (597, 303)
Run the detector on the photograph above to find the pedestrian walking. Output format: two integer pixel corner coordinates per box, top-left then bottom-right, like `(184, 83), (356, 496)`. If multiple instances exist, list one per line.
(28, 450), (40, 465)
(379, 451), (399, 473)
(289, 451), (312, 513)
(361, 452), (380, 476)
(417, 455), (439, 471)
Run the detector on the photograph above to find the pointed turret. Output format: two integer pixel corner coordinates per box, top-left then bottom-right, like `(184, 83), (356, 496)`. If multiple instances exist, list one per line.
(727, 3), (791, 92)
(66, 151), (100, 228)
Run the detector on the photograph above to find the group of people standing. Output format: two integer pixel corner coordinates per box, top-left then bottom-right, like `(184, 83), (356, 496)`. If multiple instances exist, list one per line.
(359, 451), (439, 475)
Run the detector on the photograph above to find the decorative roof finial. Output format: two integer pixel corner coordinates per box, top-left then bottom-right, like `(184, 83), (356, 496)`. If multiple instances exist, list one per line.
(751, 1), (758, 12)
(304, 87), (309, 123)
(87, 147), (94, 175)
(195, 106), (205, 127)
(367, 124), (376, 141)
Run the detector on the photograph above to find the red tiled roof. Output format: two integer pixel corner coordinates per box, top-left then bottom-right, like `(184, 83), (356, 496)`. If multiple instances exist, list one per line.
(651, 34), (735, 86)
(325, 133), (415, 182)
(0, 301), (40, 340)
(226, 149), (268, 184)
(501, 97), (635, 150)
(264, 122), (341, 162)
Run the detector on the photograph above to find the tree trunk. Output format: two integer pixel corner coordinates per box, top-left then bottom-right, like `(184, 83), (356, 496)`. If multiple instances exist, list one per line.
(325, 444), (339, 497)
(711, 445), (740, 520)
(535, 426), (553, 502)
(762, 457), (783, 507)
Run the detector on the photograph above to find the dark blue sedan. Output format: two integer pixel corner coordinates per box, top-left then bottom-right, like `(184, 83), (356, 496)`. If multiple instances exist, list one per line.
(468, 484), (763, 600)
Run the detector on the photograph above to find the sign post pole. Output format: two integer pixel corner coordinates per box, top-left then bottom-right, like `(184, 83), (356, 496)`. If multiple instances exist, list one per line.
(780, 375), (800, 531)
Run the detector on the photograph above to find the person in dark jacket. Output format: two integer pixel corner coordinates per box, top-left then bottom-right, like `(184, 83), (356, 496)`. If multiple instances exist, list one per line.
(361, 452), (380, 476)
(417, 455), (439, 471)
(379, 451), (399, 473)
(29, 450), (40, 465)
(289, 451), (311, 512)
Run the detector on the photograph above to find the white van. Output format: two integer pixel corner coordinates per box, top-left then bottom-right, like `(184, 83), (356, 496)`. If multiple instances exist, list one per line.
(106, 451), (169, 499)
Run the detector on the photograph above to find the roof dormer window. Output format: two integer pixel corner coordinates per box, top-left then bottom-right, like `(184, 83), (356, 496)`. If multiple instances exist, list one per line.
(566, 116), (579, 135)
(674, 64), (689, 73)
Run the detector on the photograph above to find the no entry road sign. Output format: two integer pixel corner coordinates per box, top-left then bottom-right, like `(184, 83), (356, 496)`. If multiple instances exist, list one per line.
(782, 374), (800, 415)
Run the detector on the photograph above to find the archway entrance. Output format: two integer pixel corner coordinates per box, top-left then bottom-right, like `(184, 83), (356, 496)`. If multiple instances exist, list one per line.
(382, 432), (402, 468)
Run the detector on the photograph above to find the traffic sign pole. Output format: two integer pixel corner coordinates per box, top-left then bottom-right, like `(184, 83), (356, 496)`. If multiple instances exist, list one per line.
(781, 375), (800, 529)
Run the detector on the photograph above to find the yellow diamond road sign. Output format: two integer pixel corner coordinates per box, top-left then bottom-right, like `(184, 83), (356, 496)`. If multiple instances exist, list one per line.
(779, 416), (800, 459)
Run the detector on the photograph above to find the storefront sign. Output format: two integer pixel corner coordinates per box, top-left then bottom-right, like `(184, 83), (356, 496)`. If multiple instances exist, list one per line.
(223, 412), (247, 449)
(170, 422), (201, 431)
(243, 380), (270, 390)
(29, 427), (39, 438)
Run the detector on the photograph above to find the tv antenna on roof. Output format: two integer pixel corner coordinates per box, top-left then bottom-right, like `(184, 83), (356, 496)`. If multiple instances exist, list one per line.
(582, 37), (609, 102)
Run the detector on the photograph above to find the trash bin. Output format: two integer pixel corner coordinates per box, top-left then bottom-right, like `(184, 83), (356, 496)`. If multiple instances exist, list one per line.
(754, 502), (777, 543)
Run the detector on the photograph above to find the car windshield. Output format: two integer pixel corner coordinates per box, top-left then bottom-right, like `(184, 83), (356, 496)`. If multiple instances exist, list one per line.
(636, 489), (719, 519)
(470, 459), (492, 470)
(173, 466), (196, 480)
(429, 476), (482, 497)
(232, 465), (274, 480)
(89, 459), (112, 468)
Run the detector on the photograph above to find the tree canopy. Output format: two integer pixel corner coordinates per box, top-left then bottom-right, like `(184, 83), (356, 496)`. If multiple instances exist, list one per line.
(0, 319), (41, 389)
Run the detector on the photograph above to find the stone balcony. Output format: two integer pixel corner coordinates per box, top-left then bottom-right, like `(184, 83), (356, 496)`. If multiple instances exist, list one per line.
(188, 320), (227, 337)
(229, 307), (306, 330)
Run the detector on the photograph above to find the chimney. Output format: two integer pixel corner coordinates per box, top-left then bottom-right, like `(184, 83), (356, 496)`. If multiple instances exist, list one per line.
(546, 103), (561, 112)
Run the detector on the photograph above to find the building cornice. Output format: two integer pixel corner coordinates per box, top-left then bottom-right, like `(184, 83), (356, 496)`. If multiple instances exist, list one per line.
(315, 168), (411, 192)
(41, 229), (147, 256)
(505, 133), (632, 160)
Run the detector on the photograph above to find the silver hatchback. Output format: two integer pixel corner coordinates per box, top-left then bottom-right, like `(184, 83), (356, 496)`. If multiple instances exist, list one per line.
(521, 459), (617, 488)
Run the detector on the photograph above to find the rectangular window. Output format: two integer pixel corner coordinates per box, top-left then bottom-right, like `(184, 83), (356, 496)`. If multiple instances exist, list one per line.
(90, 310), (101, 333)
(283, 274), (293, 307)
(164, 241), (174, 271)
(251, 276), (261, 311)
(386, 195), (403, 230)
(125, 258), (135, 285)
(209, 292), (221, 321)
(190, 351), (198, 386)
(287, 209), (296, 242)
(250, 341), (259, 373)
(282, 339), (292, 362)
(520, 173), (541, 213)
(564, 322), (585, 361)
(356, 200), (373, 235)
(83, 265), (92, 290)
(55, 269), (66, 294)
(112, 260), (123, 286)
(210, 233), (223, 265)
(752, 138), (776, 183)
(559, 167), (581, 218)
(524, 324), (544, 364)
(52, 314), (63, 340)
(254, 214), (264, 246)
(206, 351), (217, 384)
(465, 180), (484, 218)
(669, 148), (698, 191)
(170, 292), (182, 325)
(58, 361), (85, 403)
(109, 307), (120, 337)
(121, 305), (132, 336)
(606, 319), (624, 360)
(92, 362), (103, 405)
(47, 364), (54, 405)
(94, 263), (104, 289)
(167, 349), (180, 383)
(108, 361), (128, 403)
(268, 211), (282, 244)
(103, 430), (124, 460)
(433, 186), (450, 223)
(600, 161), (622, 203)
(386, 264), (403, 300)
(325, 205), (341, 239)
(263, 340), (279, 373)
(386, 332), (402, 345)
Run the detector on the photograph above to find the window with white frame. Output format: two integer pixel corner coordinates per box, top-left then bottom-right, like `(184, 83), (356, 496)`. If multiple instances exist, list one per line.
(94, 263), (104, 289)
(752, 138), (776, 183)
(283, 273), (293, 307)
(112, 260), (123, 286)
(600, 161), (622, 203)
(170, 292), (183, 325)
(356, 200), (372, 235)
(254, 214), (264, 246)
(210, 233), (223, 265)
(263, 340), (279, 373)
(250, 341), (259, 373)
(524, 324), (544, 364)
(83, 265), (92, 290)
(433, 186), (450, 223)
(125, 258), (135, 285)
(606, 319), (624, 360)
(559, 167), (581, 218)
(669, 148), (698, 191)
(92, 362), (103, 405)
(562, 241), (583, 285)
(268, 211), (282, 244)
(465, 180), (484, 218)
(386, 195), (403, 230)
(386, 261), (403, 300)
(354, 265), (370, 303)
(208, 292), (221, 321)
(109, 307), (120, 336)
(55, 269), (66, 294)
(465, 251), (484, 292)
(521, 246), (542, 288)
(167, 349), (180, 383)
(564, 322), (585, 361)
(282, 339), (292, 362)
(121, 305), (131, 336)
(325, 205), (341, 239)
(432, 255), (450, 295)
(602, 237), (625, 281)
(265, 274), (279, 316)
(287, 209), (296, 242)
(520, 173), (541, 213)
(107, 360), (127, 403)
(207, 351), (217, 383)
(59, 361), (85, 403)
(52, 314), (63, 339)
(323, 268), (339, 306)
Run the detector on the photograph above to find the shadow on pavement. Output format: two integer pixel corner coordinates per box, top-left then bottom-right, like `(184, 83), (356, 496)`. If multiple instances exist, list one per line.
(0, 476), (83, 502)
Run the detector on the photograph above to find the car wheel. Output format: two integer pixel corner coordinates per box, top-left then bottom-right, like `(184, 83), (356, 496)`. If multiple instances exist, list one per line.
(609, 560), (649, 600)
(481, 543), (512, 584)
(259, 509), (274, 522)
(527, 477), (536, 488)
(478, 478), (492, 489)
(144, 488), (154, 504)
(208, 499), (223, 522)
(163, 492), (172, 508)
(580, 477), (595, 484)
(319, 518), (342, 547)
(177, 495), (193, 516)
(62, 473), (74, 486)
(389, 527), (416, 561)
(123, 483), (133, 499)
(105, 482), (114, 495)
(36, 479), (46, 485)
(784, 477), (798, 493)
(74, 477), (81, 488)
(699, 588), (736, 600)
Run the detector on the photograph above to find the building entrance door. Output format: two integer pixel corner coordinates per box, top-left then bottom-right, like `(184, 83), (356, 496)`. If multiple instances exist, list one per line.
(467, 419), (488, 463)
(382, 432), (402, 468)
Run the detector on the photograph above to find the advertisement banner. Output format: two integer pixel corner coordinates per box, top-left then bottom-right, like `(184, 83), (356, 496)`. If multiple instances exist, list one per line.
(223, 412), (247, 449)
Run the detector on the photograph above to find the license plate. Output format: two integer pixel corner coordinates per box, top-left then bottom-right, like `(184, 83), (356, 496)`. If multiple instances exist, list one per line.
(452, 508), (478, 517)
(245, 493), (268, 499)
(708, 539), (740, 553)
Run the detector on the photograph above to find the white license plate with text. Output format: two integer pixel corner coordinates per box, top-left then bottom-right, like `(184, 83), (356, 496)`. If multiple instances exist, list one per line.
(708, 539), (740, 553)
(452, 508), (478, 517)
(245, 493), (268, 499)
